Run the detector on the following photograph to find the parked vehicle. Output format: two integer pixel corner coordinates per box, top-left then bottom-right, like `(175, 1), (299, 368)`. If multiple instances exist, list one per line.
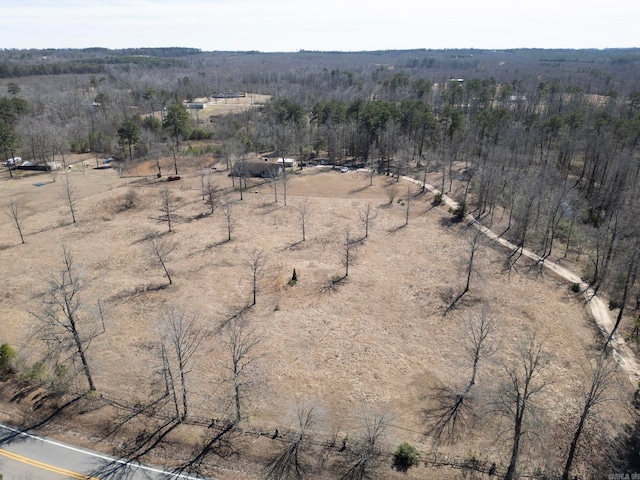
(3, 157), (21, 166)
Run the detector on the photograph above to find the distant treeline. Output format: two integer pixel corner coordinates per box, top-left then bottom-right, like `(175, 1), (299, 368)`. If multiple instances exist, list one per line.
(0, 47), (198, 78)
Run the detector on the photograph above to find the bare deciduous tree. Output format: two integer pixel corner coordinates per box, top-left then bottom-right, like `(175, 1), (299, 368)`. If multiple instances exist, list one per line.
(203, 173), (220, 215)
(359, 202), (377, 239)
(159, 188), (177, 232)
(366, 155), (377, 187)
(562, 353), (618, 480)
(296, 201), (311, 242)
(222, 315), (262, 425)
(33, 246), (104, 392)
(605, 238), (639, 349)
(6, 197), (25, 244)
(490, 333), (550, 480)
(281, 166), (290, 206)
(61, 173), (77, 224)
(158, 308), (206, 421)
(222, 191), (235, 242)
(421, 154), (432, 193)
(266, 402), (317, 480)
(147, 233), (175, 285)
(343, 227), (353, 278)
(444, 227), (485, 315)
(341, 411), (392, 480)
(270, 171), (279, 203)
(386, 184), (399, 204)
(404, 185), (413, 227)
(425, 305), (498, 445)
(247, 249), (267, 306)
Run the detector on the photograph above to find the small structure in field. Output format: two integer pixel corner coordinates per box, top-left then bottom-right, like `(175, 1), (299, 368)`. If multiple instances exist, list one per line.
(230, 161), (283, 178)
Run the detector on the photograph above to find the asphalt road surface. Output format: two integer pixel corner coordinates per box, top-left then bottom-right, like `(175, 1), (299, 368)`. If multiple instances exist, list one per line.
(0, 423), (213, 480)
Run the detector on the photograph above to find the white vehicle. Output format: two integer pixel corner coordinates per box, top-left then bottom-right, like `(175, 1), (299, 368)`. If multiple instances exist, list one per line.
(3, 157), (21, 166)
(340, 167), (349, 173)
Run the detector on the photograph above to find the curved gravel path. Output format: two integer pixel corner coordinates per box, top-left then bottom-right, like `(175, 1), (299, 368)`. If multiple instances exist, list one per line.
(407, 174), (640, 385)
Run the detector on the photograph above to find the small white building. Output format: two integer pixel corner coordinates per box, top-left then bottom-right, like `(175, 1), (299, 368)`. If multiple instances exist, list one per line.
(275, 157), (296, 168)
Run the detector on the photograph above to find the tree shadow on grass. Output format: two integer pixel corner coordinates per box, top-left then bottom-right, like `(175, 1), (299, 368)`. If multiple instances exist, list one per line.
(88, 418), (181, 480)
(387, 223), (407, 235)
(107, 283), (170, 304)
(176, 422), (239, 475)
(215, 304), (252, 333)
(282, 239), (306, 251)
(320, 275), (348, 294)
(97, 394), (171, 442)
(417, 203), (439, 217)
(0, 241), (25, 250)
(207, 238), (232, 249)
(185, 211), (212, 223)
(348, 184), (371, 195)
(422, 385), (477, 447)
(0, 393), (83, 445)
(258, 202), (283, 214)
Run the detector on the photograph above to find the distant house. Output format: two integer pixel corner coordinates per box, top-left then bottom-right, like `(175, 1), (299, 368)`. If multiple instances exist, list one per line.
(213, 91), (246, 99)
(230, 161), (283, 178)
(186, 102), (206, 109)
(274, 157), (297, 168)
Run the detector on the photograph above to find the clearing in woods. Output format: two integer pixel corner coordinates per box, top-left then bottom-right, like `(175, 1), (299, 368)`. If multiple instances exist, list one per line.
(0, 155), (632, 479)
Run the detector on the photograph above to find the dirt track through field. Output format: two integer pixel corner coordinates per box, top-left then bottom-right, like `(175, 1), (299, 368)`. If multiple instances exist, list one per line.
(406, 173), (640, 385)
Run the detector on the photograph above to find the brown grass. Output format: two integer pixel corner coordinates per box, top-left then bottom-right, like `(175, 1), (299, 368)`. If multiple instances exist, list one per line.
(0, 155), (633, 479)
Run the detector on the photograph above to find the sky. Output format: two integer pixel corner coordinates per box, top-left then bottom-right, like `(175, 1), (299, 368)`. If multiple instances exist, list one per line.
(1, 0), (639, 52)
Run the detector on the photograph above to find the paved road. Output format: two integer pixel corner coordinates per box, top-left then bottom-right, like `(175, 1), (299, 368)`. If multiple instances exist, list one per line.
(0, 423), (213, 480)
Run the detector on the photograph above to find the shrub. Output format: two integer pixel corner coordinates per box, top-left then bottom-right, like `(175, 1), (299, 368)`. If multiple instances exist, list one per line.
(141, 115), (162, 133)
(393, 442), (419, 471)
(70, 138), (90, 154)
(189, 128), (214, 140)
(51, 363), (70, 393)
(289, 269), (298, 286)
(25, 361), (46, 383)
(184, 144), (216, 156)
(0, 343), (15, 375)
(433, 191), (443, 205)
(121, 189), (138, 211)
(570, 282), (581, 293)
(113, 189), (139, 213)
(453, 199), (467, 220)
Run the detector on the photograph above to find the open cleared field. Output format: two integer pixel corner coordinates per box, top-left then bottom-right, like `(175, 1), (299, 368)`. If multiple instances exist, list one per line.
(0, 156), (634, 478)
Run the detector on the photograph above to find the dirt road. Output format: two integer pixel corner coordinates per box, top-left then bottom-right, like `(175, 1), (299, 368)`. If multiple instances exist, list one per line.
(409, 175), (640, 385)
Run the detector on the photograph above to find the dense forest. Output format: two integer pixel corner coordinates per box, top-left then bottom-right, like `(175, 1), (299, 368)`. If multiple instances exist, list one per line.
(2, 47), (640, 479)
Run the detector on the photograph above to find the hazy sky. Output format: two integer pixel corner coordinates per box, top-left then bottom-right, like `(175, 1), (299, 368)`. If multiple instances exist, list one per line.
(1, 0), (639, 52)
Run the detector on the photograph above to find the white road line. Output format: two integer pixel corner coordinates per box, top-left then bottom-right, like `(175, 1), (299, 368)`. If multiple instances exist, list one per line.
(0, 422), (214, 479)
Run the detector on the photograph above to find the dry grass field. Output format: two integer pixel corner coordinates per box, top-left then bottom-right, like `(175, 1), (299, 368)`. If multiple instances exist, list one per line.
(0, 155), (634, 479)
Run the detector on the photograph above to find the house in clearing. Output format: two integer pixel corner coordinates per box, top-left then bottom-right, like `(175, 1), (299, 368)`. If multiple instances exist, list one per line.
(186, 102), (206, 110)
(274, 157), (297, 168)
(230, 161), (283, 178)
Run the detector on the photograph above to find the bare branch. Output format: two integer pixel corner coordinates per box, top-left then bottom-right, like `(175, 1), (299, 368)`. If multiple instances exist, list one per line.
(61, 173), (77, 224)
(146, 233), (175, 286)
(358, 202), (377, 239)
(247, 249), (267, 306)
(158, 188), (177, 232)
(221, 315), (262, 424)
(296, 201), (311, 242)
(157, 308), (207, 421)
(6, 197), (26, 244)
(33, 246), (98, 391)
